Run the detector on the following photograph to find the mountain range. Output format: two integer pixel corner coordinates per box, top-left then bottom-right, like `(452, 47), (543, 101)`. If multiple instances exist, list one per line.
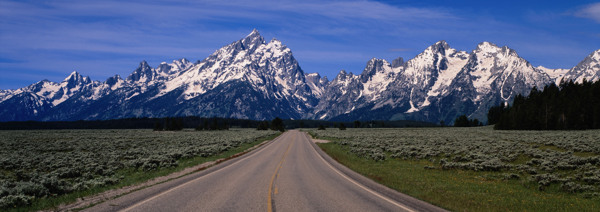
(1, 30), (599, 124)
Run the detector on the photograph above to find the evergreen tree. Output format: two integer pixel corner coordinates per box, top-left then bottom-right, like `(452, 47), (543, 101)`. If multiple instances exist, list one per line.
(153, 121), (163, 131)
(271, 117), (285, 132)
(453, 115), (482, 127)
(494, 79), (600, 130)
(256, 121), (269, 130)
(339, 123), (347, 130)
(354, 120), (361, 128)
(454, 115), (470, 127)
(209, 118), (218, 130)
(487, 103), (506, 125)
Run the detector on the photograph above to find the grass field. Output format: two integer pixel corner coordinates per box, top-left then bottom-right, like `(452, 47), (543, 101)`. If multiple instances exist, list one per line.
(0, 129), (279, 211)
(310, 127), (600, 211)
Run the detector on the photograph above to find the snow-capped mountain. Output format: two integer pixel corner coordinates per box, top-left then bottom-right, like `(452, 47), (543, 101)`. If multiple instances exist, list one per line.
(562, 49), (600, 83)
(316, 41), (595, 124)
(0, 30), (598, 123)
(536, 66), (569, 85)
(0, 29), (323, 121)
(0, 71), (101, 121)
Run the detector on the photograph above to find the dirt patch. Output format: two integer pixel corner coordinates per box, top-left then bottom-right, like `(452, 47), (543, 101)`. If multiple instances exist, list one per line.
(313, 139), (331, 143)
(50, 138), (273, 211)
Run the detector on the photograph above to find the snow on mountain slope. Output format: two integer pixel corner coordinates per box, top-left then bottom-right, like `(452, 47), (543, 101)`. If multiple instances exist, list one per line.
(433, 42), (554, 123)
(360, 58), (401, 101)
(312, 57), (405, 120)
(563, 49), (600, 83)
(156, 29), (317, 115)
(0, 90), (14, 103)
(3, 29), (322, 121)
(326, 41), (557, 123)
(393, 40), (469, 111)
(157, 30), (267, 99)
(1, 30), (598, 123)
(468, 42), (550, 103)
(0, 71), (97, 108)
(51, 71), (97, 105)
(313, 70), (361, 119)
(342, 40), (470, 116)
(157, 58), (193, 79)
(305, 73), (328, 98)
(537, 66), (569, 85)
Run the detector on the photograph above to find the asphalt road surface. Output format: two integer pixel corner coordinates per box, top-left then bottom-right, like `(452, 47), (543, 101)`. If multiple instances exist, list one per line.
(86, 130), (445, 212)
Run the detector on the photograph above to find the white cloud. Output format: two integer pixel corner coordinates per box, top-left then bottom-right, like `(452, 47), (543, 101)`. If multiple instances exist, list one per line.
(575, 2), (600, 23)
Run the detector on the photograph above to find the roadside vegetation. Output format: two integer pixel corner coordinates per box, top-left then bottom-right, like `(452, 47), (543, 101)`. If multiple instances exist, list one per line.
(311, 127), (600, 211)
(0, 129), (279, 211)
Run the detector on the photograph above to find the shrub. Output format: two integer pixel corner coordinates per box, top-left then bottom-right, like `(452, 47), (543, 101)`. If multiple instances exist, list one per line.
(0, 195), (33, 208)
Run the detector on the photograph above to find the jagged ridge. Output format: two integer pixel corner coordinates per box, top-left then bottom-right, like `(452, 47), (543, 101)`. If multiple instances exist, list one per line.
(0, 30), (598, 123)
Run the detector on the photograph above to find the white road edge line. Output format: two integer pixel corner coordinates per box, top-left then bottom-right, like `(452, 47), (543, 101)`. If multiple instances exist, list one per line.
(119, 133), (286, 212)
(306, 133), (416, 212)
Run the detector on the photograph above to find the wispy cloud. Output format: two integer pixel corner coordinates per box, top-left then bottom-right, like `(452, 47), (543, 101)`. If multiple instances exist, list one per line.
(388, 48), (412, 52)
(0, 0), (598, 89)
(0, 0), (458, 87)
(574, 2), (600, 23)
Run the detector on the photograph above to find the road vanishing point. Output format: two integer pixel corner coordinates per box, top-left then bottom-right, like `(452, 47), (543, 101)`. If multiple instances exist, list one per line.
(86, 130), (445, 212)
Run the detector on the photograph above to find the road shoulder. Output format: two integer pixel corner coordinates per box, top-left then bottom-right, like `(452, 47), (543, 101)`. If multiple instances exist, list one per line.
(304, 132), (447, 212)
(54, 133), (280, 211)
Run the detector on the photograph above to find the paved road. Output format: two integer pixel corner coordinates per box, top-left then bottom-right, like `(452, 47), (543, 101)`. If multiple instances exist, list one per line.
(86, 130), (445, 212)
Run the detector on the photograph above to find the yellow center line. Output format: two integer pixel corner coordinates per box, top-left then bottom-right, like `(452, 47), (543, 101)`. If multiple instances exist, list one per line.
(118, 133), (284, 212)
(267, 133), (294, 212)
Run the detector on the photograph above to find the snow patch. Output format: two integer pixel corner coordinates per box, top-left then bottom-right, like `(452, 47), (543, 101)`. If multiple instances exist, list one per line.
(319, 114), (327, 119)
(537, 66), (568, 85)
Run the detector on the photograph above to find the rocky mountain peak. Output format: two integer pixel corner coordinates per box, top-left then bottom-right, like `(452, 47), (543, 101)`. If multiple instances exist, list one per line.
(564, 49), (600, 83)
(2, 30), (599, 124)
(174, 58), (192, 68)
(361, 58), (391, 83)
(305, 72), (321, 81)
(63, 71), (82, 82)
(63, 71), (91, 88)
(584, 49), (600, 64)
(391, 57), (404, 68)
(428, 40), (451, 54)
(475, 41), (502, 54)
(263, 38), (289, 56)
(127, 61), (154, 83)
(241, 29), (265, 52)
(593, 49), (600, 60)
(105, 75), (123, 86)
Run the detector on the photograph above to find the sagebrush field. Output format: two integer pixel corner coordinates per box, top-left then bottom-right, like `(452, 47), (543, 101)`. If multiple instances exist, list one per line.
(310, 127), (600, 211)
(0, 129), (277, 209)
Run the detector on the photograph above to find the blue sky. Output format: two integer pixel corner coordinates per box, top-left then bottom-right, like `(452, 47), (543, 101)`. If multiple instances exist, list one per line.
(1, 0), (599, 89)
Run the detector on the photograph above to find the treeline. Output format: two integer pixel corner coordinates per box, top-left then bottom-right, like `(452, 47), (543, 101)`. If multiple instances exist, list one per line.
(0, 117), (437, 130)
(453, 115), (483, 127)
(283, 119), (437, 129)
(0, 117), (258, 130)
(256, 117), (285, 132)
(151, 117), (231, 131)
(491, 80), (600, 130)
